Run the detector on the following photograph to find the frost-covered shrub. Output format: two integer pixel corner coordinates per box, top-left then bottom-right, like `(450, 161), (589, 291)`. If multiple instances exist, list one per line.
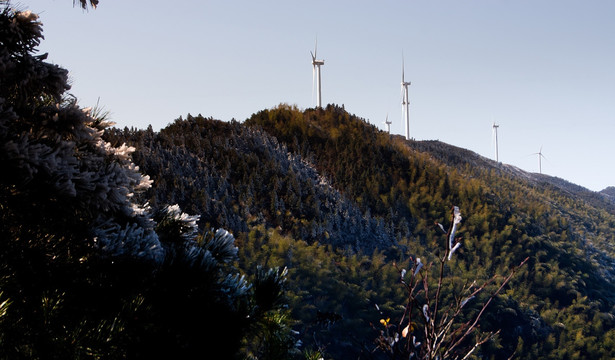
(0, 4), (293, 358)
(0, 4), (163, 263)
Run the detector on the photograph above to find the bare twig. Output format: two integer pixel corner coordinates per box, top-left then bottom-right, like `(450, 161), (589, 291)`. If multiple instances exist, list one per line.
(375, 206), (529, 360)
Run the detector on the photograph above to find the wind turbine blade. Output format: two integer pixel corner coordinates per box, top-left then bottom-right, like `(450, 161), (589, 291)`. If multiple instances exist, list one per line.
(401, 50), (405, 83)
(314, 37), (318, 60)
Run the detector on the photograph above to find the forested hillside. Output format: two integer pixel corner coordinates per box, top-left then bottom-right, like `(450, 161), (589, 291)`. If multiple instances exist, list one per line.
(103, 104), (615, 359)
(104, 117), (398, 252)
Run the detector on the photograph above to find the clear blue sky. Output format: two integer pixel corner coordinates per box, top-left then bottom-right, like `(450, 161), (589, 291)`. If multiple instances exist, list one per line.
(24, 0), (615, 191)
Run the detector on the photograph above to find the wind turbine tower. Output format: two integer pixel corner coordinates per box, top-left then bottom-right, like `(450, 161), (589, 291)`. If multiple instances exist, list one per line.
(401, 55), (411, 140)
(492, 122), (500, 162)
(311, 39), (325, 108)
(384, 114), (392, 133)
(534, 146), (546, 174)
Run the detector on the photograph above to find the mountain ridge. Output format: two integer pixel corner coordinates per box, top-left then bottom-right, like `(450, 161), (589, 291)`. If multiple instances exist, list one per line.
(404, 138), (615, 215)
(105, 104), (615, 358)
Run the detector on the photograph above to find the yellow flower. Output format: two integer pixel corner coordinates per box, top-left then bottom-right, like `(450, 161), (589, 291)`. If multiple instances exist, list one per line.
(380, 318), (390, 326)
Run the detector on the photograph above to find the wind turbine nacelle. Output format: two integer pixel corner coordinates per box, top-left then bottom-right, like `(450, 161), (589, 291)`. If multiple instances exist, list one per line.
(313, 60), (325, 65)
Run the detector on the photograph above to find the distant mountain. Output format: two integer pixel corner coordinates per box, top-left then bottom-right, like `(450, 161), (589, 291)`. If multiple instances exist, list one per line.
(407, 139), (615, 216)
(602, 186), (615, 203)
(603, 187), (615, 196)
(105, 104), (615, 359)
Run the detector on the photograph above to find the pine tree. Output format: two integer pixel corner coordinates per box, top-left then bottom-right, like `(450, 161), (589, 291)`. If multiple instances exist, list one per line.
(0, 5), (294, 358)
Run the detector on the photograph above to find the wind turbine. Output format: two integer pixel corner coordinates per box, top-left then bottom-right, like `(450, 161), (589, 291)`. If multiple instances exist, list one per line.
(311, 38), (325, 108)
(384, 113), (392, 133)
(401, 54), (411, 140)
(533, 146), (546, 174)
(492, 122), (500, 162)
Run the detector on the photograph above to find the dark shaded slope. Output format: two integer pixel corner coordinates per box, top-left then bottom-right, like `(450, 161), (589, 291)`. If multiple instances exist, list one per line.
(105, 115), (397, 252)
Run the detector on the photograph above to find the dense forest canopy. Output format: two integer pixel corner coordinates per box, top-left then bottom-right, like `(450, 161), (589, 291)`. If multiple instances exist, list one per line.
(3, 2), (615, 359)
